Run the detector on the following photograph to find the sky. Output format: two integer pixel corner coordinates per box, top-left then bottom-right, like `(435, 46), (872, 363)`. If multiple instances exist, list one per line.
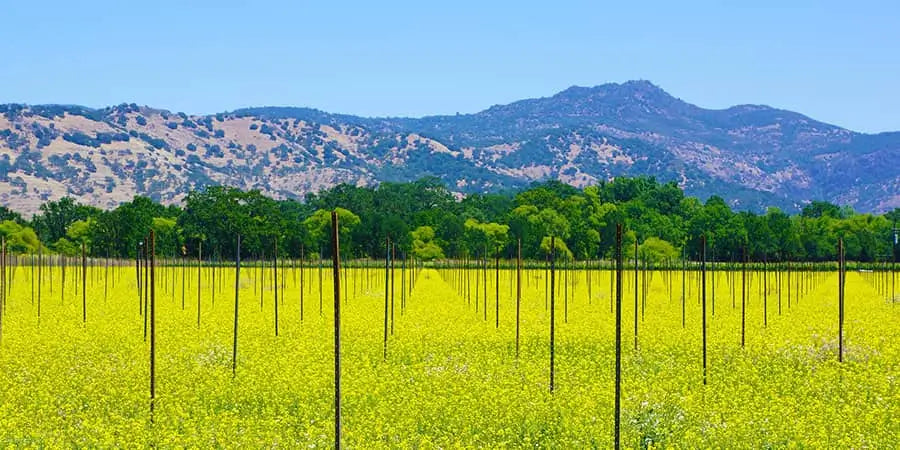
(1, 1), (899, 133)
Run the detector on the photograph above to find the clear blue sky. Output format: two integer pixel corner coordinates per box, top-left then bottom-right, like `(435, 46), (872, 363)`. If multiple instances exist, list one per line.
(1, 1), (898, 132)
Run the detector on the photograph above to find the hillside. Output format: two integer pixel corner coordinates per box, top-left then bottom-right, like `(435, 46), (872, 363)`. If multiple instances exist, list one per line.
(1, 81), (897, 216)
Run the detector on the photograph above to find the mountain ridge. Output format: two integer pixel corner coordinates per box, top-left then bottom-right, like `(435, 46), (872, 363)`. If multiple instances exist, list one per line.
(1, 81), (897, 216)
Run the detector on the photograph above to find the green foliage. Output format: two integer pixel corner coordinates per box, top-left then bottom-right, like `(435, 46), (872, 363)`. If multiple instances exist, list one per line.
(151, 217), (180, 256)
(410, 226), (444, 260)
(0, 220), (41, 253)
(802, 201), (842, 219)
(31, 197), (100, 244)
(539, 236), (573, 260)
(65, 218), (94, 253)
(66, 218), (93, 244)
(90, 196), (171, 257)
(303, 208), (361, 257)
(464, 219), (509, 256)
(179, 187), (280, 258)
(5, 176), (895, 262)
(639, 237), (679, 264)
(305, 177), (455, 257)
(53, 237), (80, 256)
(0, 205), (23, 224)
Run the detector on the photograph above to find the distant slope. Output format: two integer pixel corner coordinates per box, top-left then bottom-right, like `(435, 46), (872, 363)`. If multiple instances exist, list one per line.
(1, 81), (897, 216)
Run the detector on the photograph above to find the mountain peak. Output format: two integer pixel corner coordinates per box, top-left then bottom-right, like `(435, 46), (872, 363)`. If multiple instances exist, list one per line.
(476, 80), (686, 122)
(556, 80), (668, 99)
(622, 79), (659, 88)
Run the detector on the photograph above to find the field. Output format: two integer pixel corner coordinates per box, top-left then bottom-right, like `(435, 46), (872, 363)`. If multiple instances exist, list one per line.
(0, 260), (898, 447)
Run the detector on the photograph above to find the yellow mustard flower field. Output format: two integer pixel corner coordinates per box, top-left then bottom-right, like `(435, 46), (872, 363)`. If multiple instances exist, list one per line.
(0, 261), (897, 447)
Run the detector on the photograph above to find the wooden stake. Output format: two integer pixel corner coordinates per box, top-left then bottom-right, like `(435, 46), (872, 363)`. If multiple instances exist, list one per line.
(681, 248), (686, 329)
(274, 237), (279, 337)
(549, 236), (556, 393)
(391, 243), (395, 334)
(330, 211), (342, 450)
(614, 224), (623, 450)
(495, 252), (500, 329)
(300, 244), (305, 322)
(38, 246), (42, 319)
(181, 251), (186, 311)
(634, 239), (638, 351)
(137, 244), (142, 314)
(149, 230), (157, 418)
(516, 238), (521, 360)
(838, 238), (845, 362)
(701, 235), (707, 385)
(0, 237), (5, 346)
(383, 237), (389, 360)
(82, 241), (87, 323)
(197, 241), (202, 328)
(741, 246), (747, 348)
(233, 234), (241, 376)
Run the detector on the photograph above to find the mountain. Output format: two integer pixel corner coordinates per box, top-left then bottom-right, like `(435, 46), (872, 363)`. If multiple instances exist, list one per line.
(1, 81), (897, 216)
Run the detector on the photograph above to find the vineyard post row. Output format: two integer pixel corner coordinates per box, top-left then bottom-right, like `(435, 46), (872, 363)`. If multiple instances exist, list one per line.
(0, 220), (887, 447)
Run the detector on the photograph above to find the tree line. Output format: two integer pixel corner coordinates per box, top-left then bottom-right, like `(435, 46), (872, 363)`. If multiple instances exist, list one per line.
(0, 176), (897, 263)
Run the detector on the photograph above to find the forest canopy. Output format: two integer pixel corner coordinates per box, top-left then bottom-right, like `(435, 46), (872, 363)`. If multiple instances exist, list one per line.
(1, 176), (897, 262)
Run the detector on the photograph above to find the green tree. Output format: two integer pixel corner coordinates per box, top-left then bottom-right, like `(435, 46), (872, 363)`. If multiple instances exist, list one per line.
(151, 217), (181, 257)
(66, 218), (94, 253)
(31, 197), (99, 244)
(410, 226), (444, 260)
(303, 208), (361, 258)
(0, 220), (41, 253)
(540, 236), (573, 260)
(639, 237), (679, 264)
(463, 219), (509, 257)
(0, 206), (23, 224)
(90, 196), (170, 258)
(53, 237), (80, 256)
(801, 201), (841, 219)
